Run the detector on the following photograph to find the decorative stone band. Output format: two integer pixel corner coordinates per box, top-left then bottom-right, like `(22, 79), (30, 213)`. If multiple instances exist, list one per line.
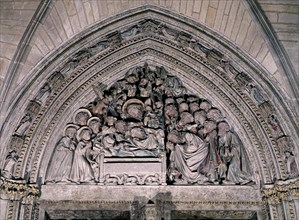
(262, 178), (299, 205)
(0, 177), (40, 202)
(41, 199), (262, 206)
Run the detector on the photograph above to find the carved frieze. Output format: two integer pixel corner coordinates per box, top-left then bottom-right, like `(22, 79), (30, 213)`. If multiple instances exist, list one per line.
(0, 177), (40, 201)
(262, 178), (299, 205)
(104, 173), (161, 186)
(172, 210), (257, 219)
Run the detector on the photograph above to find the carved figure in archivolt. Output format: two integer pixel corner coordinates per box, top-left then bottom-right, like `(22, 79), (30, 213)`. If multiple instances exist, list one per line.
(34, 82), (51, 105)
(15, 113), (32, 137)
(14, 101), (41, 138)
(46, 64), (254, 185)
(246, 83), (266, 105)
(284, 150), (299, 178)
(268, 114), (284, 138)
(1, 150), (19, 179)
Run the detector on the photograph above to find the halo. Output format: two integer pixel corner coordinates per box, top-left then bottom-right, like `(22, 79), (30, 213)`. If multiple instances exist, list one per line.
(87, 117), (101, 126)
(76, 126), (92, 142)
(73, 108), (92, 125)
(121, 99), (145, 119)
(64, 124), (80, 136)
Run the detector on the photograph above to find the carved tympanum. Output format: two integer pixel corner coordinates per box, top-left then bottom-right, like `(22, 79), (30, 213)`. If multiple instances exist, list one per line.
(45, 64), (253, 185)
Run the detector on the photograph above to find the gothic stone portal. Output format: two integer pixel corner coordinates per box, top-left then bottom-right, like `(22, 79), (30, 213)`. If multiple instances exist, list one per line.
(45, 63), (254, 186)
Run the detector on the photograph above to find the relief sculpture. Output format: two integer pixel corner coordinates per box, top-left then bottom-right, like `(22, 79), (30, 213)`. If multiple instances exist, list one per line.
(45, 63), (254, 185)
(1, 150), (19, 179)
(46, 124), (78, 183)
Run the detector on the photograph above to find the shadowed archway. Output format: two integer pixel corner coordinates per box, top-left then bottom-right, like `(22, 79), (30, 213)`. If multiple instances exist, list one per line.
(1, 5), (298, 220)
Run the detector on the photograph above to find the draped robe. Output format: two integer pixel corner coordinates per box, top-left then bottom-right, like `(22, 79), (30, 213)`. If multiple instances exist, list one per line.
(172, 132), (209, 183)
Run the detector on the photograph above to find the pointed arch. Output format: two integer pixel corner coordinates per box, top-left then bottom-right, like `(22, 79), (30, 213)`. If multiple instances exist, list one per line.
(1, 5), (298, 220)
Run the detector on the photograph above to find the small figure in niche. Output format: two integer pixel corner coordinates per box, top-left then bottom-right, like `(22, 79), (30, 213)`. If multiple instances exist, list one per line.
(34, 83), (51, 105)
(285, 150), (299, 178)
(15, 113), (32, 137)
(268, 114), (284, 138)
(246, 83), (266, 105)
(2, 150), (19, 179)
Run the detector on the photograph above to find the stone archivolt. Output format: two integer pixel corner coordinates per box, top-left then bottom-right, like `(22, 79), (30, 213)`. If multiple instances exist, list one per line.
(0, 13), (298, 219)
(4, 18), (296, 184)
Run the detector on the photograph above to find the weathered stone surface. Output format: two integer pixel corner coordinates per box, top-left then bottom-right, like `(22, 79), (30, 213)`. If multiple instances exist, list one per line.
(0, 1), (298, 219)
(43, 64), (253, 186)
(41, 184), (261, 202)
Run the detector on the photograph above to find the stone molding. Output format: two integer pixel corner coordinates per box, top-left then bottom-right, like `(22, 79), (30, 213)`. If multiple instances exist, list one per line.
(0, 0), (52, 119)
(0, 5), (298, 220)
(246, 0), (299, 112)
(0, 4), (298, 220)
(37, 184), (264, 219)
(8, 19), (295, 184)
(1, 6), (298, 156)
(41, 200), (262, 205)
